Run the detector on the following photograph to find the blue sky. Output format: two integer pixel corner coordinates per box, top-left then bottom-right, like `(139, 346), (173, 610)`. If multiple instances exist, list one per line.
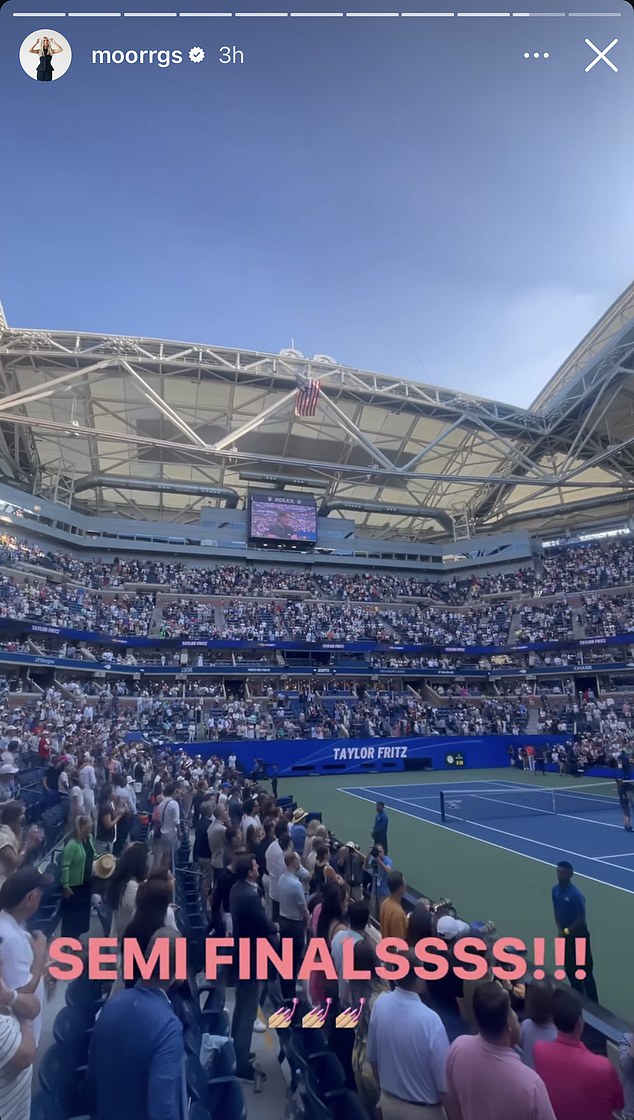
(1, 0), (632, 406)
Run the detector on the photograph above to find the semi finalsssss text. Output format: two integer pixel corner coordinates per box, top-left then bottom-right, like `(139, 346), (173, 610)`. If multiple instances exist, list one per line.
(47, 934), (591, 983)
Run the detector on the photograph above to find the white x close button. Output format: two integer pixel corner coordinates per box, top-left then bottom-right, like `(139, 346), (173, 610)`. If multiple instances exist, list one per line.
(585, 38), (619, 73)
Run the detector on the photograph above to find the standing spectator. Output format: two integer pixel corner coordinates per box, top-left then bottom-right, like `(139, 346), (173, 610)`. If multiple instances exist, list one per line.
(551, 861), (598, 1001)
(367, 949), (449, 1119)
(372, 801), (389, 854)
(95, 787), (124, 856)
(308, 880), (348, 1008)
(0, 869), (46, 1047)
(380, 871), (408, 940)
(334, 842), (365, 902)
(350, 941), (388, 1116)
(79, 754), (97, 821)
(68, 775), (84, 832)
(210, 844), (246, 936)
(0, 804), (40, 890)
(122, 871), (178, 988)
(520, 981), (557, 1070)
(332, 899), (370, 1007)
(112, 776), (136, 857)
(229, 854), (276, 1081)
(60, 814), (97, 938)
(193, 802), (213, 907)
(207, 807), (228, 889)
(278, 850), (308, 1000)
(105, 841), (149, 941)
(87, 927), (186, 1120)
(265, 823), (289, 923)
(152, 783), (181, 872)
(190, 780), (208, 830)
(0, 971), (37, 1120)
(289, 808), (308, 854)
(533, 987), (623, 1120)
(445, 982), (556, 1120)
(240, 798), (260, 843)
(0, 763), (18, 804)
(426, 917), (470, 1042)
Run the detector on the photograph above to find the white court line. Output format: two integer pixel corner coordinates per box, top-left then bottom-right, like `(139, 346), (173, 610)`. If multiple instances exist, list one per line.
(401, 10), (455, 14)
(290, 11), (344, 14)
(341, 786), (634, 894)
(594, 852), (634, 861)
(68, 11), (121, 14)
(569, 11), (621, 15)
(12, 11), (67, 14)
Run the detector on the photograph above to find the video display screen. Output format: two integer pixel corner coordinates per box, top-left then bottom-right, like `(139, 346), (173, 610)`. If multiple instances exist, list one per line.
(249, 494), (317, 544)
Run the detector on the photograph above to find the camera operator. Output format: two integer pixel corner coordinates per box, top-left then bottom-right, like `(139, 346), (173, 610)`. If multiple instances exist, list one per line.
(364, 843), (393, 918)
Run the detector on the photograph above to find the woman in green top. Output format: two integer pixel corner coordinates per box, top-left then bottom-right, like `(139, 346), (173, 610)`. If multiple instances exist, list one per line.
(60, 814), (96, 938)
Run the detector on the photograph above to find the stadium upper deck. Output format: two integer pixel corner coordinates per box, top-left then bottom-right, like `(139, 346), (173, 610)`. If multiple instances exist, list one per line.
(0, 533), (632, 650)
(1, 284), (634, 543)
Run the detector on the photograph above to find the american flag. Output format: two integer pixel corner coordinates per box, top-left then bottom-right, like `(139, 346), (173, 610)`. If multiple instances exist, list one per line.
(295, 379), (321, 418)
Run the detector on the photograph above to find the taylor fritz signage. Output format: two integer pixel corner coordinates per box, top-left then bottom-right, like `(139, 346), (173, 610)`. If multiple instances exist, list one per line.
(331, 743), (409, 761)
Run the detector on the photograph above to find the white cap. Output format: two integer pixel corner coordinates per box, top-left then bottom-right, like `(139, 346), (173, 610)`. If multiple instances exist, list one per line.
(436, 916), (471, 940)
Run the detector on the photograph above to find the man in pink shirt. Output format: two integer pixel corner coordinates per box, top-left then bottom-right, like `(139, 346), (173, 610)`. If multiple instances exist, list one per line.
(533, 987), (623, 1120)
(445, 982), (556, 1120)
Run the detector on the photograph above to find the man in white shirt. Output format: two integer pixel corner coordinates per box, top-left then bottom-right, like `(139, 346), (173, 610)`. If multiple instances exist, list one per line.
(79, 755), (97, 821)
(152, 783), (181, 872)
(0, 869), (47, 1048)
(265, 824), (290, 923)
(207, 807), (228, 885)
(240, 798), (260, 844)
(367, 950), (449, 1120)
(278, 851), (308, 1000)
(331, 900), (370, 1005)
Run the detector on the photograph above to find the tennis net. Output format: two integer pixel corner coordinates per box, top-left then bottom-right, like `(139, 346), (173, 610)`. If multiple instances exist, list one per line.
(440, 781), (621, 824)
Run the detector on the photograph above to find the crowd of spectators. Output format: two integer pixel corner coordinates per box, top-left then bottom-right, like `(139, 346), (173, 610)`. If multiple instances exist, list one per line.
(515, 604), (574, 644)
(0, 681), (631, 1118)
(2, 530), (634, 602)
(582, 594), (634, 638)
(1, 533), (634, 654)
(2, 531), (634, 1120)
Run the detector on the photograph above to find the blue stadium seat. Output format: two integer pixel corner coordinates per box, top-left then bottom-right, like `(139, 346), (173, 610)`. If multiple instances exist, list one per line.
(52, 1006), (95, 1062)
(186, 1052), (247, 1120)
(30, 1094), (90, 1120)
(38, 1044), (89, 1119)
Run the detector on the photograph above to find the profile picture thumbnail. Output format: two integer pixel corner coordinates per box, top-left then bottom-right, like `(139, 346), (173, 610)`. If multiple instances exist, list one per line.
(20, 30), (72, 82)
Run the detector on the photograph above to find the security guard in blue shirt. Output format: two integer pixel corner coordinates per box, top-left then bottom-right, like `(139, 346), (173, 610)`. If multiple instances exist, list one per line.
(551, 860), (598, 1002)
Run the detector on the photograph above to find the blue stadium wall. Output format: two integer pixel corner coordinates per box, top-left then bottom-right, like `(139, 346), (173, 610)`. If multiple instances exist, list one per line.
(155, 734), (569, 777)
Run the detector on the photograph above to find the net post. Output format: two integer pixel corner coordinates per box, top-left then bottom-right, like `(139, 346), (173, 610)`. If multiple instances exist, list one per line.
(440, 791), (446, 822)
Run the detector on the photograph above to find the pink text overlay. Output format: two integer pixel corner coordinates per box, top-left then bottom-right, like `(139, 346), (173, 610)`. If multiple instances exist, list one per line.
(47, 935), (587, 983)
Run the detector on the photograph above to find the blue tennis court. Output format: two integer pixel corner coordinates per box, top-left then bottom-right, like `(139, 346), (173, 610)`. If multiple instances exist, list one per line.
(339, 778), (634, 895)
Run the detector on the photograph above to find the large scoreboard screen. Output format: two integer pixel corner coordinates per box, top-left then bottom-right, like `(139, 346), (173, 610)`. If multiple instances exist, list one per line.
(249, 493), (317, 544)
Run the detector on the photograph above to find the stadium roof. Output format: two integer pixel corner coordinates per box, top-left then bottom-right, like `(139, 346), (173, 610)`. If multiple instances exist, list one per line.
(0, 284), (633, 542)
